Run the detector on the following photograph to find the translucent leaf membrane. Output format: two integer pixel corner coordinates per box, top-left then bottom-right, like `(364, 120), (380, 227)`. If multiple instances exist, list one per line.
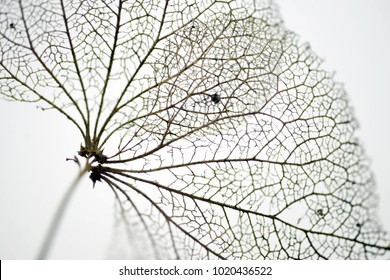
(1, 0), (389, 259)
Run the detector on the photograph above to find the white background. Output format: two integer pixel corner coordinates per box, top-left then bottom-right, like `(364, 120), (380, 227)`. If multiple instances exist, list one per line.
(0, 0), (389, 259)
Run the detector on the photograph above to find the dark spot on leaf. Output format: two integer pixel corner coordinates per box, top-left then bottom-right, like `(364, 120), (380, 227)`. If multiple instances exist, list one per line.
(210, 93), (221, 104)
(9, 23), (15, 29)
(94, 150), (108, 164)
(316, 209), (324, 217)
(90, 165), (104, 187)
(78, 145), (88, 157)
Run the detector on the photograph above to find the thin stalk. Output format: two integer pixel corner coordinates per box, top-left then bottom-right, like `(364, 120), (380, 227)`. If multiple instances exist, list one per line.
(36, 163), (90, 260)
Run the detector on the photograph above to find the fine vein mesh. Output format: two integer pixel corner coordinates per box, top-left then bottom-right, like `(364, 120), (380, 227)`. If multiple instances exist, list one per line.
(1, 0), (389, 259)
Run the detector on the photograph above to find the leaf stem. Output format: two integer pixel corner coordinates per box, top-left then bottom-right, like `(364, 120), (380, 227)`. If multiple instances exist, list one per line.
(36, 162), (90, 260)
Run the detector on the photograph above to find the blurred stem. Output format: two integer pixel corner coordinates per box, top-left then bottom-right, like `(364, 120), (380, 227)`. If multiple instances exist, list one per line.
(37, 162), (90, 260)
